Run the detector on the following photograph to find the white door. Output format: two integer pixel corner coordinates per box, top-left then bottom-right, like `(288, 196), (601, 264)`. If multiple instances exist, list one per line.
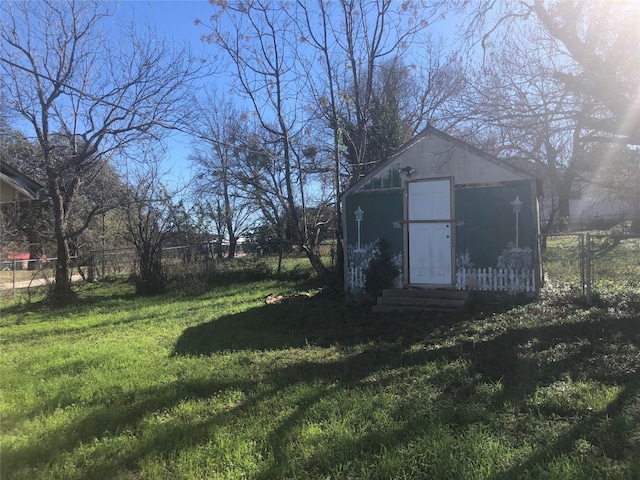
(408, 179), (453, 284)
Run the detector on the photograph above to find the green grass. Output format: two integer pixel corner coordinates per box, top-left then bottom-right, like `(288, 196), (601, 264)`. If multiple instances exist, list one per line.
(591, 237), (640, 290)
(542, 235), (640, 292)
(542, 235), (585, 287)
(1, 256), (639, 479)
(0, 267), (56, 285)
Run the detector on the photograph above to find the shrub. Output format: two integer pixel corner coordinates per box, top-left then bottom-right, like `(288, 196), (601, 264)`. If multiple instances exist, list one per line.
(364, 239), (399, 298)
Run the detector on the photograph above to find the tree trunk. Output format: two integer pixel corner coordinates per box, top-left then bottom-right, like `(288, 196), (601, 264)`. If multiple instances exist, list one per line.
(558, 193), (570, 219)
(227, 236), (237, 258)
(136, 245), (165, 295)
(631, 209), (640, 234)
(27, 230), (43, 271)
(50, 188), (74, 303)
(277, 237), (284, 276)
(335, 222), (344, 287)
(52, 229), (73, 302)
(302, 245), (331, 283)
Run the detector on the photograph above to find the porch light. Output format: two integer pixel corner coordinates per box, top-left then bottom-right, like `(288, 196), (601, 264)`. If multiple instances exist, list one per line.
(399, 166), (416, 177)
(511, 196), (523, 214)
(355, 207), (364, 250)
(511, 196), (523, 248)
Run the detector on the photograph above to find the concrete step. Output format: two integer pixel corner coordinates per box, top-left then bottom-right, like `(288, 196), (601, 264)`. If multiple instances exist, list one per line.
(373, 288), (468, 313)
(372, 304), (460, 313)
(377, 295), (464, 308)
(380, 288), (468, 300)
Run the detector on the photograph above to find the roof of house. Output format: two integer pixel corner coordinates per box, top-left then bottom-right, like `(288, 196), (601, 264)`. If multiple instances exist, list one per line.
(6, 252), (30, 261)
(343, 125), (536, 198)
(0, 160), (43, 202)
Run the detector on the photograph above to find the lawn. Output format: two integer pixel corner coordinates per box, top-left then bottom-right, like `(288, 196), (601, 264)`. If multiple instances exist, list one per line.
(0, 267), (56, 286)
(1, 255), (639, 479)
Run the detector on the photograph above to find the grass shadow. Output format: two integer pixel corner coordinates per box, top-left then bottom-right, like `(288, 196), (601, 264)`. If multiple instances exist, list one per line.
(174, 294), (464, 355)
(173, 293), (640, 478)
(5, 279), (640, 478)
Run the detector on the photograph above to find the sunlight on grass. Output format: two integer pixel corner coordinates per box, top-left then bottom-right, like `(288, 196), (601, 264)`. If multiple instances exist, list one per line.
(1, 271), (639, 479)
(529, 381), (623, 415)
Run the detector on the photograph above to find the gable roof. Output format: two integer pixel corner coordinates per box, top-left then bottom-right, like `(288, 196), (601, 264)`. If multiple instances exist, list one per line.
(0, 161), (43, 202)
(343, 126), (535, 197)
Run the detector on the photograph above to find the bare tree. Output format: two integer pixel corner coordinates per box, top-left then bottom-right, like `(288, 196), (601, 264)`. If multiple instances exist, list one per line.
(189, 92), (254, 258)
(460, 0), (640, 232)
(300, 0), (450, 183)
(458, 19), (586, 232)
(123, 154), (189, 295)
(295, 0), (348, 280)
(294, 0), (458, 283)
(236, 129), (297, 272)
(1, 0), (205, 303)
(199, 0), (331, 279)
(464, 0), (640, 146)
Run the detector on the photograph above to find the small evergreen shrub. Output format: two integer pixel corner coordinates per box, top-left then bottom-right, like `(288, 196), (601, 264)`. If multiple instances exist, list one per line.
(364, 239), (399, 298)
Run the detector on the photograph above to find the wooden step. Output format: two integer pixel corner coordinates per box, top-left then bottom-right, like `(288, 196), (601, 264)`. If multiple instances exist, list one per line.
(380, 288), (468, 300)
(372, 288), (468, 313)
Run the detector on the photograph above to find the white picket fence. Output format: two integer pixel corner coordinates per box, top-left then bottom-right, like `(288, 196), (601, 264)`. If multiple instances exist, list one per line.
(349, 266), (366, 289)
(348, 266), (536, 293)
(455, 267), (536, 293)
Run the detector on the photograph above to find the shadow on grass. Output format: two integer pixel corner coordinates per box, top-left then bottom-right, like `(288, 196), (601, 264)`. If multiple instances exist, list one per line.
(173, 295), (463, 354)
(5, 290), (640, 479)
(172, 295), (640, 477)
(0, 280), (137, 319)
(4, 338), (422, 477)
(3, 376), (257, 478)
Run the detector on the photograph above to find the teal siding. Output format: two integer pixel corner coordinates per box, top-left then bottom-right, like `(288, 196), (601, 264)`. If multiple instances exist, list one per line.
(345, 190), (403, 255)
(455, 181), (536, 268)
(344, 179), (539, 292)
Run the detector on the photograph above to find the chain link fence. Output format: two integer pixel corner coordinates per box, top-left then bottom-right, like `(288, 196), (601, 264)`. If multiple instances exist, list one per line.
(1, 241), (340, 295)
(540, 233), (640, 301)
(0, 256), (81, 295)
(87, 242), (338, 282)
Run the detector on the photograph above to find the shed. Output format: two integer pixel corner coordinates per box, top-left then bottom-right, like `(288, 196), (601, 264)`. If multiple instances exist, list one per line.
(342, 126), (541, 297)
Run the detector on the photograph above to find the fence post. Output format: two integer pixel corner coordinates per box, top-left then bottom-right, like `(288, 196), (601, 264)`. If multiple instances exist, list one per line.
(12, 260), (16, 296)
(585, 233), (592, 305)
(579, 234), (585, 295)
(538, 234), (545, 287)
(88, 253), (95, 283)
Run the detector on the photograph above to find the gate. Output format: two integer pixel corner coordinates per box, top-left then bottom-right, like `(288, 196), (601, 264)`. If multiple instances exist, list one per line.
(540, 233), (640, 303)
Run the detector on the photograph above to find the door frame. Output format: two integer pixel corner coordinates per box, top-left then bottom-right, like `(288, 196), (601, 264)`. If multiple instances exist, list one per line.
(403, 177), (455, 287)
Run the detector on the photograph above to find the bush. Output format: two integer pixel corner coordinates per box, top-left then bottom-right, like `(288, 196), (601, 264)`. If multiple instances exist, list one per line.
(134, 273), (166, 296)
(364, 239), (399, 298)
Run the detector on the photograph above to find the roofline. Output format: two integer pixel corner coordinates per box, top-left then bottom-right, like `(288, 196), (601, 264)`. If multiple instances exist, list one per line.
(342, 125), (537, 198)
(0, 161), (43, 200)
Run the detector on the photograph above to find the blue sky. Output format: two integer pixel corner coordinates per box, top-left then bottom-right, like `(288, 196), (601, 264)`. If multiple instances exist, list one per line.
(115, 1), (464, 188)
(117, 1), (219, 187)
(7, 1), (463, 189)
(119, 0), (211, 43)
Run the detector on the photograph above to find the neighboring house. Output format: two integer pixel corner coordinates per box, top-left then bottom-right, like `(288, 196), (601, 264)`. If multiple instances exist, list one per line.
(569, 172), (633, 228)
(342, 126), (541, 296)
(4, 251), (29, 270)
(537, 168), (637, 231)
(1, 162), (44, 268)
(0, 160), (42, 204)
